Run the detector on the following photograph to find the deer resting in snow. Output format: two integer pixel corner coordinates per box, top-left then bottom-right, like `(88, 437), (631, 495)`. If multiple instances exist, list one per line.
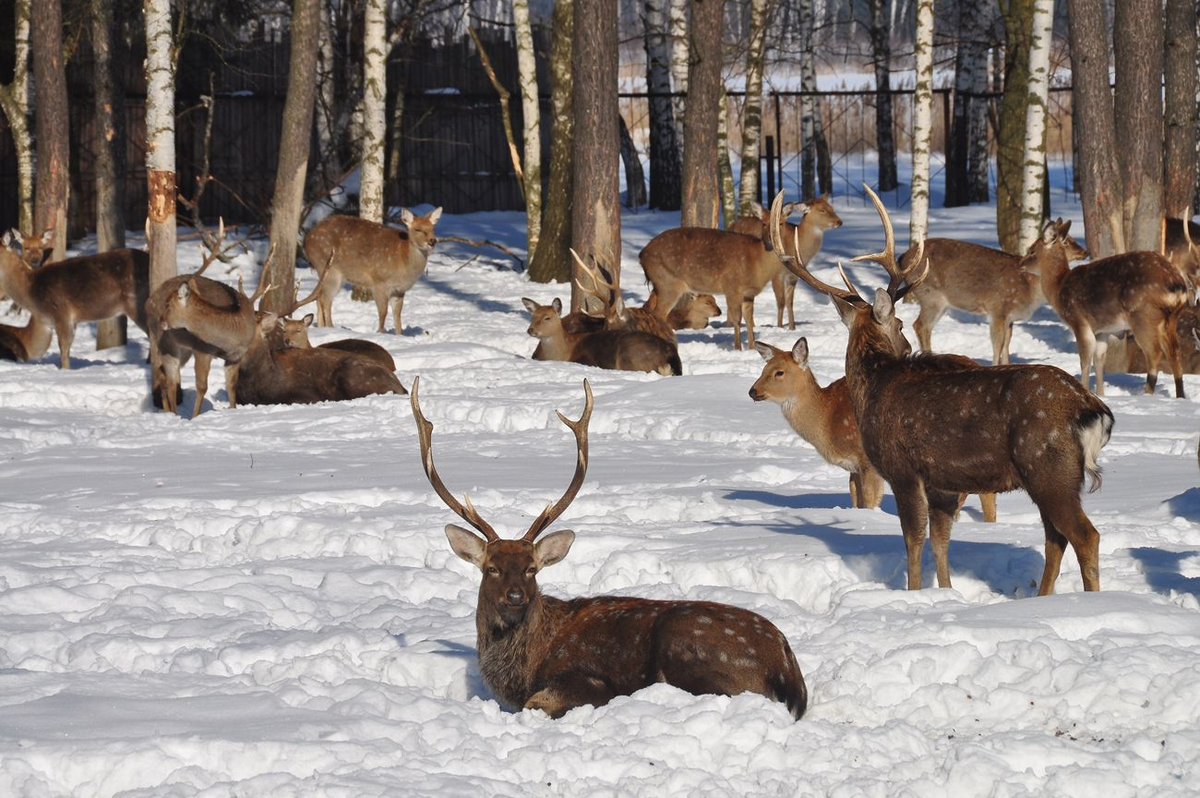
(411, 378), (807, 719)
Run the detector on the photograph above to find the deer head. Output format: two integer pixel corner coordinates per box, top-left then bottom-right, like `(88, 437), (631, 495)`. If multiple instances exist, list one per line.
(400, 207), (443, 254)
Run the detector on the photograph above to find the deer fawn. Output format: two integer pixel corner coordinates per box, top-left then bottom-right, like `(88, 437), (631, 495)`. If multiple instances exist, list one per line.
(572, 250), (677, 343)
(0, 319), (52, 361)
(1163, 216), (1199, 301)
(523, 297), (682, 375)
(302, 207), (442, 333)
(410, 378), (807, 719)
(1022, 219), (1188, 398)
(1104, 306), (1200, 375)
(729, 196), (843, 330)
(771, 187), (1113, 595)
(665, 293), (721, 330)
(0, 230), (149, 369)
(640, 224), (787, 350)
(899, 235), (1088, 364)
(277, 313), (397, 372)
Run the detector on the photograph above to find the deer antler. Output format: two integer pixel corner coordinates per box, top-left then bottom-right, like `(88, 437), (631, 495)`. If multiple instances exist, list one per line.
(850, 184), (929, 299)
(768, 191), (861, 303)
(248, 242), (279, 307)
(522, 380), (594, 542)
(287, 251), (332, 316)
(410, 377), (500, 542)
(571, 248), (626, 318)
(193, 217), (226, 277)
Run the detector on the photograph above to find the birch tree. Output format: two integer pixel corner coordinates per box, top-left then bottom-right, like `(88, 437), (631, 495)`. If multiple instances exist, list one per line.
(514, 0), (542, 254)
(94, 0), (127, 349)
(144, 0), (176, 297)
(868, 0), (897, 192)
(736, 0), (772, 216)
(0, 0), (34, 236)
(359, 0), (387, 223)
(798, 0), (830, 199)
(263, 0), (321, 315)
(669, 0), (689, 148)
(681, 0), (723, 229)
(996, 0), (1033, 253)
(1163, 0), (1197, 218)
(718, 91), (735, 227)
(946, 0), (991, 206)
(909, 0), (934, 243)
(1017, 0), (1053, 254)
(644, 0), (682, 210)
(1114, 0), (1164, 252)
(529, 0), (574, 283)
(32, 0), (70, 262)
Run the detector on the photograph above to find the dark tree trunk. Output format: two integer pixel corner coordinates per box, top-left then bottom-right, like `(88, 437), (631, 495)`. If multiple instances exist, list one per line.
(263, 0), (321, 315)
(1163, 0), (1197, 218)
(946, 0), (990, 207)
(869, 0), (898, 192)
(644, 0), (683, 211)
(569, 0), (621, 310)
(1066, 0), (1125, 257)
(32, 0), (70, 260)
(529, 0), (575, 283)
(1114, 0), (1164, 252)
(94, 0), (127, 350)
(619, 114), (647, 208)
(681, 0), (723, 228)
(996, 0), (1033, 253)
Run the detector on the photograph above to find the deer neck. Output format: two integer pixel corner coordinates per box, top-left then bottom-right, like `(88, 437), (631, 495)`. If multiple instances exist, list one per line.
(843, 324), (903, 420)
(474, 591), (567, 708)
(779, 372), (831, 440)
(0, 259), (35, 309)
(1035, 248), (1071, 309)
(537, 323), (575, 362)
(796, 218), (826, 257)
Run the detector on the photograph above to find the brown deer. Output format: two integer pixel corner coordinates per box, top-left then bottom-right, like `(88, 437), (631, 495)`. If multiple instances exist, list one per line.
(1104, 305), (1200, 375)
(729, 196), (843, 330)
(1021, 218), (1188, 398)
(410, 377), (807, 719)
(1163, 216), (1199, 301)
(572, 250), (677, 343)
(899, 234), (1088, 364)
(0, 231), (150, 369)
(277, 313), (397, 372)
(665, 293), (721, 330)
(0, 319), (52, 361)
(639, 225), (785, 350)
(523, 297), (682, 375)
(302, 207), (442, 333)
(770, 187), (1114, 595)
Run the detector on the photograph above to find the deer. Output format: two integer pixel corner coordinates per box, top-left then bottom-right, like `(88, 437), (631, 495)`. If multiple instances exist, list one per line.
(276, 313), (397, 372)
(0, 229), (150, 369)
(572, 250), (677, 343)
(770, 187), (1114, 595)
(666, 293), (721, 330)
(410, 377), (808, 719)
(302, 206), (442, 333)
(1021, 218), (1188, 398)
(1103, 305), (1200, 375)
(899, 234), (1089, 365)
(523, 297), (682, 376)
(0, 319), (52, 361)
(639, 223), (787, 351)
(729, 196), (843, 330)
(1163, 216), (1199, 302)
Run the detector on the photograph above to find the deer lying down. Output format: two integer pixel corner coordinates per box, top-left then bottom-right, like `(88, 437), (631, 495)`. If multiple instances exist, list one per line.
(278, 313), (397, 372)
(1104, 306), (1200, 375)
(666, 293), (722, 330)
(411, 378), (807, 719)
(0, 319), (52, 361)
(1163, 217), (1199, 301)
(523, 297), (682, 376)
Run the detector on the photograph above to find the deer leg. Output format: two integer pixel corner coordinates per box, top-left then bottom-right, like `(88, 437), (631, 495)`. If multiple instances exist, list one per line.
(742, 295), (757, 350)
(771, 272), (785, 327)
(525, 673), (616, 719)
(892, 478), (930, 590)
(724, 292), (744, 350)
(224, 362), (241, 409)
(913, 297), (947, 354)
(1154, 311), (1185, 398)
(390, 292), (406, 334)
(316, 268), (341, 327)
(849, 473), (862, 508)
(987, 315), (1008, 365)
(978, 492), (997, 523)
(1033, 493), (1101, 593)
(55, 320), (75, 370)
(1092, 335), (1111, 396)
(1035, 508), (1069, 596)
(190, 352), (213, 419)
(927, 489), (963, 589)
(861, 467), (886, 510)
(1000, 321), (1016, 365)
(784, 274), (797, 330)
(1074, 325), (1098, 394)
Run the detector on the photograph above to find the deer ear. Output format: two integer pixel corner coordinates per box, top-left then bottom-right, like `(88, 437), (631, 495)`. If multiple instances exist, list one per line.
(257, 312), (279, 334)
(753, 341), (775, 361)
(445, 524), (487, 568)
(871, 288), (895, 324)
(534, 529), (575, 569)
(400, 208), (415, 226)
(551, 297), (562, 314)
(791, 337), (809, 367)
(521, 297), (540, 314)
(1041, 220), (1057, 243)
(428, 207), (443, 225)
(750, 201), (765, 217)
(831, 294), (858, 328)
(40, 230), (54, 247)
(302, 313), (314, 326)
(1, 230), (13, 248)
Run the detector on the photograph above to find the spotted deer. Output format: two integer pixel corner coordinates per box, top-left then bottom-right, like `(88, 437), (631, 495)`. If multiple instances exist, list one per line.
(410, 378), (807, 719)
(1021, 218), (1188, 398)
(1162, 216), (1199, 301)
(572, 250), (676, 343)
(302, 207), (442, 333)
(729, 196), (843, 330)
(1104, 305), (1200, 375)
(899, 234), (1088, 364)
(0, 318), (52, 361)
(523, 297), (682, 375)
(665, 293), (721, 330)
(771, 187), (1113, 595)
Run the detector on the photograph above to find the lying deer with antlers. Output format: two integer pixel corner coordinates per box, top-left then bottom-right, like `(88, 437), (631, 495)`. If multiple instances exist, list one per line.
(523, 297), (682, 375)
(411, 378), (807, 719)
(1022, 218), (1187, 398)
(1104, 306), (1200, 375)
(1163, 216), (1199, 302)
(770, 188), (1113, 594)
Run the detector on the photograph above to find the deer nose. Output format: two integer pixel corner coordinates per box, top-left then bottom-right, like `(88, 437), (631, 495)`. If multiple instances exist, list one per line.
(748, 387), (761, 401)
(506, 588), (525, 605)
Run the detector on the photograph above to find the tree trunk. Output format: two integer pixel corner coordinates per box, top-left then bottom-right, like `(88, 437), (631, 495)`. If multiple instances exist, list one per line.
(569, 0), (621, 310)
(799, 0), (818, 198)
(32, 0), (70, 261)
(869, 0), (898, 192)
(644, 0), (682, 211)
(910, 0), (934, 243)
(996, 0), (1034, 253)
(619, 114), (647, 208)
(947, 0), (990, 206)
(263, 0), (321, 315)
(681, 0), (723, 229)
(1017, 0), (1053, 254)
(514, 0), (543, 254)
(1163, 0), (1197, 218)
(718, 90), (735, 227)
(144, 0), (176, 307)
(0, 0), (34, 236)
(528, 0), (574, 283)
(313, 6), (343, 201)
(359, 0), (386, 224)
(966, 38), (991, 203)
(1066, 0), (1125, 257)
(736, 0), (771, 216)
(669, 0), (690, 150)
(1113, 0), (1164, 252)
(94, 0), (127, 350)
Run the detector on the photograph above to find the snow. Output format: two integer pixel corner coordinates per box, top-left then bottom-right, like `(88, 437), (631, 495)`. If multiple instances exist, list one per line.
(1, 196), (1199, 797)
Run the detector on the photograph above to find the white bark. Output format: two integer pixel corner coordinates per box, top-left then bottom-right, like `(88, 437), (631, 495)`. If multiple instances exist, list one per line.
(0, 0), (34, 235)
(1018, 0), (1053, 254)
(144, 0), (177, 290)
(668, 0), (689, 147)
(513, 0), (542, 254)
(360, 0), (386, 223)
(718, 90), (735, 227)
(736, 0), (771, 215)
(314, 4), (342, 201)
(909, 0), (934, 242)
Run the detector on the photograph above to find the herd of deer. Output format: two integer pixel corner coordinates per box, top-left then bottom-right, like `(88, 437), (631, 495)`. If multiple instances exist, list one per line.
(1, 189), (1198, 722)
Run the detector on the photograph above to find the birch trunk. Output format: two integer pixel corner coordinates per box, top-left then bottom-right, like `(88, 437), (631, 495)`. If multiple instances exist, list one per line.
(1113, 0), (1164, 252)
(736, 0), (771, 215)
(1017, 0), (1053, 254)
(94, 0), (127, 349)
(869, 0), (898, 192)
(1163, 0), (1197, 218)
(966, 39), (991, 203)
(528, 0), (574, 283)
(144, 0), (176, 300)
(313, 5), (341, 201)
(514, 0), (543, 254)
(718, 90), (735, 227)
(0, 0), (34, 236)
(681, 0), (723, 229)
(669, 0), (689, 150)
(947, 0), (990, 206)
(644, 0), (682, 211)
(910, 0), (934, 243)
(263, 0), (320, 315)
(32, 0), (70, 262)
(996, 0), (1033, 253)
(360, 0), (386, 223)
(799, 0), (818, 198)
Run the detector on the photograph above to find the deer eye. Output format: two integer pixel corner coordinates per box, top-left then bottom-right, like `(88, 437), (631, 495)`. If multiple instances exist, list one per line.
(485, 566), (499, 576)
(774, 370), (784, 378)
(525, 566), (537, 577)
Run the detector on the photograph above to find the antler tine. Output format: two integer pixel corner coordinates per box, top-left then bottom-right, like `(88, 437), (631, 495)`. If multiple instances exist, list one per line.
(193, 217), (226, 277)
(851, 184), (928, 298)
(522, 380), (594, 542)
(409, 377), (499, 541)
(289, 250), (333, 315)
(249, 242), (278, 306)
(769, 191), (860, 302)
(571, 247), (621, 317)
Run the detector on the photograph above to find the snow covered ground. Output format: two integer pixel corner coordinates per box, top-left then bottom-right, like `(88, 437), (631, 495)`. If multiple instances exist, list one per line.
(1, 199), (1198, 797)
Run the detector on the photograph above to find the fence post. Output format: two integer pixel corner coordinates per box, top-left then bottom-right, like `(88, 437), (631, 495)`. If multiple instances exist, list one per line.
(764, 135), (775, 203)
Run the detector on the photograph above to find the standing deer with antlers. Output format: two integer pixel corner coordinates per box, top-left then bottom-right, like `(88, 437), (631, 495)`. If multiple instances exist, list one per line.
(770, 188), (1113, 595)
(411, 378), (807, 719)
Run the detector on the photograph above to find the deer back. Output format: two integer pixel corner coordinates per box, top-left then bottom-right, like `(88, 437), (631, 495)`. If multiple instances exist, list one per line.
(147, 273), (259, 362)
(1055, 251), (1187, 331)
(639, 227), (778, 298)
(900, 238), (1034, 313)
(304, 209), (440, 294)
(25, 249), (150, 330)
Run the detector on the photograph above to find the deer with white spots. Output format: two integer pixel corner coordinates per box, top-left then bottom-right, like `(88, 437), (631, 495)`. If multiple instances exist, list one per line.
(770, 187), (1113, 595)
(411, 379), (807, 719)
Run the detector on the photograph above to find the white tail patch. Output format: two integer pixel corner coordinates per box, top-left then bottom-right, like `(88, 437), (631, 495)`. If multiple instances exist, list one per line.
(1078, 410), (1114, 493)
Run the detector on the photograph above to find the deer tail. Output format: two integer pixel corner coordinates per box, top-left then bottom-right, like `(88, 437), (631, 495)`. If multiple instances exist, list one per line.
(774, 644), (808, 721)
(1076, 402), (1114, 493)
